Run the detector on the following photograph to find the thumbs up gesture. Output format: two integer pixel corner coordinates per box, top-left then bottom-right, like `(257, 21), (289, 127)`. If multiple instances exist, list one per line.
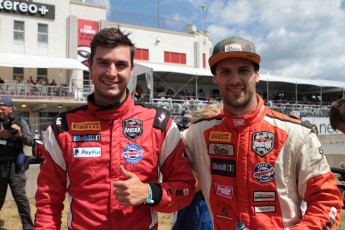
(113, 165), (149, 206)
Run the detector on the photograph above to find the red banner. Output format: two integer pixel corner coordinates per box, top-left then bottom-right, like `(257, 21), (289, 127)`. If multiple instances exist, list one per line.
(77, 19), (99, 67)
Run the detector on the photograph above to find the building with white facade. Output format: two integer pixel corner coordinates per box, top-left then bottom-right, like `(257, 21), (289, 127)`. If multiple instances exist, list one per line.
(0, 0), (214, 133)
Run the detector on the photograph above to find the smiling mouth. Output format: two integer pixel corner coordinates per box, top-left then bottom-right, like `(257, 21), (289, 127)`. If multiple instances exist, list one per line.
(102, 80), (118, 85)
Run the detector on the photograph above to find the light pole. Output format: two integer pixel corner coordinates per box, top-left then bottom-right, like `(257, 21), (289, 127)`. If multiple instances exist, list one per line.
(158, 0), (160, 29)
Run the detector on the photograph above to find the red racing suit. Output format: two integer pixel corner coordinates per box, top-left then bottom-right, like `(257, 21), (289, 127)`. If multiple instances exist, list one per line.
(182, 96), (342, 230)
(35, 93), (195, 230)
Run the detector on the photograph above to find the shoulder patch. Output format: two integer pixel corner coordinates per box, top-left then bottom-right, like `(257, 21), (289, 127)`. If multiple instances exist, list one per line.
(52, 105), (88, 135)
(153, 107), (170, 132)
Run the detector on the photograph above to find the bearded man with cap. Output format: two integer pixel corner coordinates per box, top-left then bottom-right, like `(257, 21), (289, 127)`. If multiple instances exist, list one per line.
(181, 37), (342, 229)
(0, 96), (34, 229)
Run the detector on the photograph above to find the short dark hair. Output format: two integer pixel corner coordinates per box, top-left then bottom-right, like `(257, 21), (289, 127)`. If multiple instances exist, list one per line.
(89, 27), (136, 66)
(329, 98), (345, 130)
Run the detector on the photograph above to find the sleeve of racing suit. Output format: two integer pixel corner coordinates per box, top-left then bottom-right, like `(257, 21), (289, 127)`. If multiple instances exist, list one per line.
(34, 125), (67, 229)
(151, 119), (195, 213)
(292, 132), (343, 229)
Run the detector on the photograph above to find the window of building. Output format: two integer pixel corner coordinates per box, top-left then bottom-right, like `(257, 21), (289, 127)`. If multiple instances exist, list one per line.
(203, 53), (206, 68)
(14, 21), (24, 41)
(134, 48), (149, 61)
(164, 51), (186, 64)
(37, 68), (48, 84)
(13, 67), (24, 83)
(38, 23), (48, 43)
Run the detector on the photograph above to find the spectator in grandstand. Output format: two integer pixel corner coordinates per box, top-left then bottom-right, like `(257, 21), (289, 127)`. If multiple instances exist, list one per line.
(182, 36), (342, 229)
(49, 79), (57, 86)
(27, 76), (36, 85)
(34, 27), (195, 230)
(0, 77), (4, 84)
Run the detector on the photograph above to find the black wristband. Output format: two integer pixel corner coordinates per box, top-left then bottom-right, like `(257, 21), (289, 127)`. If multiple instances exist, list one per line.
(147, 183), (162, 206)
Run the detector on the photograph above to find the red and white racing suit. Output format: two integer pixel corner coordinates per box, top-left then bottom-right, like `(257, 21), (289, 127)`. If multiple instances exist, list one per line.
(35, 93), (195, 230)
(182, 96), (342, 230)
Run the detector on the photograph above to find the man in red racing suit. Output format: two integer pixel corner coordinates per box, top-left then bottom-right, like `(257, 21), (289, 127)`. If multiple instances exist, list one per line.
(182, 36), (342, 229)
(35, 27), (195, 230)
(35, 93), (195, 229)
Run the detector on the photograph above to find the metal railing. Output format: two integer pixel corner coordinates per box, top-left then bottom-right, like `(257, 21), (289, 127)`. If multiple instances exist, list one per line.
(0, 82), (90, 100)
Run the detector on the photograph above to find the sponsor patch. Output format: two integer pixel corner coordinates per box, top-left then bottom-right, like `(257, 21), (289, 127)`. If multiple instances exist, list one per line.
(253, 162), (275, 184)
(158, 111), (167, 123)
(176, 189), (189, 196)
(254, 206), (276, 213)
(319, 147), (325, 157)
(122, 119), (143, 140)
(252, 132), (274, 157)
(209, 132), (231, 143)
(233, 119), (245, 126)
(71, 121), (101, 131)
(73, 147), (101, 158)
(208, 143), (234, 156)
(253, 191), (276, 202)
(122, 144), (143, 164)
(211, 158), (235, 177)
(73, 134), (101, 142)
(214, 183), (233, 199)
(56, 117), (62, 126)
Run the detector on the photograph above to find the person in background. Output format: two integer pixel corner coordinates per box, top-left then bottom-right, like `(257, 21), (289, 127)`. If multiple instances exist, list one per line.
(0, 96), (34, 230)
(27, 76), (36, 85)
(49, 79), (57, 86)
(34, 27), (195, 230)
(329, 98), (345, 134)
(329, 98), (345, 169)
(176, 109), (193, 131)
(289, 110), (318, 135)
(182, 36), (342, 229)
(172, 104), (223, 230)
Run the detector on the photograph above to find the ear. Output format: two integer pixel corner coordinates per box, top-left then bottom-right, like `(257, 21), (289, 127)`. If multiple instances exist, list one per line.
(213, 75), (218, 85)
(255, 71), (260, 83)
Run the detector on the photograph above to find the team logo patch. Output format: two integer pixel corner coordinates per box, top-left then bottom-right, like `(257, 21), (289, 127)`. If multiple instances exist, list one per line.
(122, 144), (144, 164)
(253, 162), (275, 184)
(209, 132), (231, 143)
(122, 119), (143, 140)
(252, 132), (274, 157)
(73, 147), (101, 158)
(253, 191), (276, 202)
(73, 134), (101, 142)
(214, 183), (233, 199)
(208, 143), (234, 156)
(211, 158), (235, 177)
(71, 121), (101, 131)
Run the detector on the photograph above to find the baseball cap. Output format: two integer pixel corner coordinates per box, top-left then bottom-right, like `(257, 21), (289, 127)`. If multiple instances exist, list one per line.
(289, 110), (300, 119)
(209, 37), (261, 74)
(0, 96), (16, 109)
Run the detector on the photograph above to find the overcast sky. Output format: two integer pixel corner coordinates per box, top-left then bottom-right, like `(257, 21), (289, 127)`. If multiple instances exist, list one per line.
(92, 0), (345, 82)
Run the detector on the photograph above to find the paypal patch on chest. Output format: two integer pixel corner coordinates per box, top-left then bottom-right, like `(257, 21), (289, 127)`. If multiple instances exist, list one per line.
(73, 147), (101, 158)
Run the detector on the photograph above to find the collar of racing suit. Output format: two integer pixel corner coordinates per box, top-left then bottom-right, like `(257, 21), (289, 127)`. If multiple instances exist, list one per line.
(222, 95), (267, 128)
(86, 89), (134, 121)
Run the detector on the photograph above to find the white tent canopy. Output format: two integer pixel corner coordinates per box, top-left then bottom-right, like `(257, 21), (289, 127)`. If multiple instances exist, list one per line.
(0, 53), (89, 71)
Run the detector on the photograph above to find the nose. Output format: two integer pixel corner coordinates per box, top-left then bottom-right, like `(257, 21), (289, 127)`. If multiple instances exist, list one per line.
(107, 63), (118, 75)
